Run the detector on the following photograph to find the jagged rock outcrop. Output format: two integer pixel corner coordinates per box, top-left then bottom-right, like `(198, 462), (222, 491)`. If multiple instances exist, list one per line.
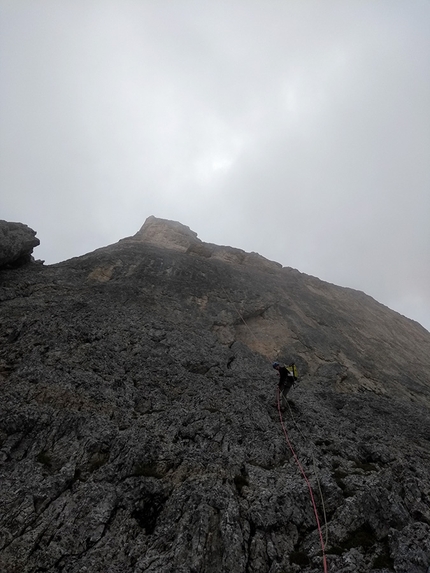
(0, 216), (429, 573)
(130, 215), (282, 272)
(0, 221), (40, 269)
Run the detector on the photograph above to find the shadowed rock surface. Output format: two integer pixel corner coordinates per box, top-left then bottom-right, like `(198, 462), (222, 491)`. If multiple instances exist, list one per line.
(0, 217), (429, 573)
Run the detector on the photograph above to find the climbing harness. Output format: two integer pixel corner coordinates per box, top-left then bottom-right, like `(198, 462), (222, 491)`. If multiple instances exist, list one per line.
(277, 388), (328, 572)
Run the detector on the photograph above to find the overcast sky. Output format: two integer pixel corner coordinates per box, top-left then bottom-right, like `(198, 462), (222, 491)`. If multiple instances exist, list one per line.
(1, 0), (429, 331)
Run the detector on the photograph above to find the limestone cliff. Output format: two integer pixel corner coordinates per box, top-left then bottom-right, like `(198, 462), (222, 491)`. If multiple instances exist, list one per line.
(0, 217), (429, 573)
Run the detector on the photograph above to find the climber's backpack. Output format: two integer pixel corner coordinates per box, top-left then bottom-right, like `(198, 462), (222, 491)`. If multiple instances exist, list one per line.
(286, 363), (298, 381)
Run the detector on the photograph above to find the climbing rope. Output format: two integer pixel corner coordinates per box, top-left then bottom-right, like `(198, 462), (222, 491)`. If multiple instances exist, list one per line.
(221, 285), (260, 345)
(221, 284), (329, 571)
(284, 395), (329, 548)
(277, 388), (328, 572)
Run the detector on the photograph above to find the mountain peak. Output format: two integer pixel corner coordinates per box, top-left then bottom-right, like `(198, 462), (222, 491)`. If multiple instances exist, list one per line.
(127, 215), (282, 272)
(132, 216), (199, 252)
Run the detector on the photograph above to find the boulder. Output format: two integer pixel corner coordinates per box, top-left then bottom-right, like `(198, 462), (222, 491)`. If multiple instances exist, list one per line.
(0, 220), (40, 268)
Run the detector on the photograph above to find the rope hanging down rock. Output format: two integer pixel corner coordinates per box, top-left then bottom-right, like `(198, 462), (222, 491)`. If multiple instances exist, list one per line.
(283, 395), (329, 549)
(222, 285), (328, 571)
(277, 388), (328, 572)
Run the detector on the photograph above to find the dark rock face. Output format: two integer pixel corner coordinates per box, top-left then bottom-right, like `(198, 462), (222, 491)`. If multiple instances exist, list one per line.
(0, 217), (429, 573)
(0, 220), (40, 268)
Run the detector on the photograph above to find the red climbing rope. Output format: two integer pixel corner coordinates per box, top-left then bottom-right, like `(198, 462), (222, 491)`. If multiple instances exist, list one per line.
(277, 388), (328, 573)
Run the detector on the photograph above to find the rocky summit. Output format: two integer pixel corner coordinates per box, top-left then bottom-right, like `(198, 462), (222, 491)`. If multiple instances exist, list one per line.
(1, 216), (430, 573)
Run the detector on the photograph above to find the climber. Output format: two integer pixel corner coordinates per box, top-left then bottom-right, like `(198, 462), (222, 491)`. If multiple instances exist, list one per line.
(273, 362), (296, 407)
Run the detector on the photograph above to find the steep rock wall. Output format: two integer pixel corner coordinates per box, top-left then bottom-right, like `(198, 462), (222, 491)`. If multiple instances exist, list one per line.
(0, 218), (429, 573)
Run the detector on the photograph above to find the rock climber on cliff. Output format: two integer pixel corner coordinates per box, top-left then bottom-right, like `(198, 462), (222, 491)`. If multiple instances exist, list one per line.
(273, 362), (297, 407)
